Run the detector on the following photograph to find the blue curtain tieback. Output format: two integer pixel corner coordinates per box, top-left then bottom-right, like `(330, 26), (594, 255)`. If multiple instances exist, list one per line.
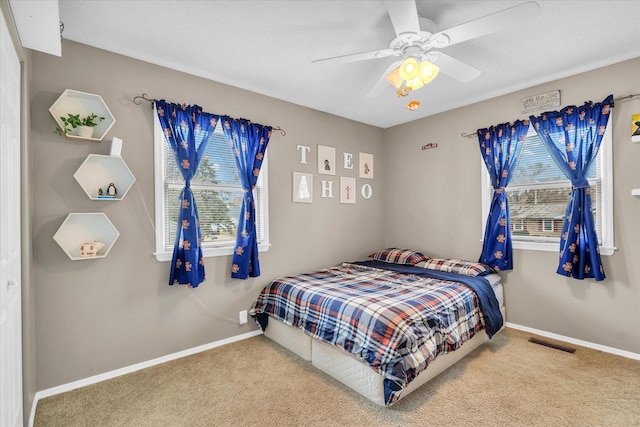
(570, 178), (590, 189)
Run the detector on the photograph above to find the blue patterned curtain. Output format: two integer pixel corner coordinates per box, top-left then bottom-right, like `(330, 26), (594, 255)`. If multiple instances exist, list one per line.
(478, 120), (530, 271)
(221, 117), (272, 279)
(529, 95), (613, 281)
(155, 101), (220, 287)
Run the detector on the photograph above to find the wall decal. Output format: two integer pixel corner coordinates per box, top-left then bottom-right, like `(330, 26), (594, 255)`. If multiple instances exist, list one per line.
(343, 152), (354, 169)
(320, 180), (334, 198)
(361, 183), (373, 199)
(297, 145), (311, 164)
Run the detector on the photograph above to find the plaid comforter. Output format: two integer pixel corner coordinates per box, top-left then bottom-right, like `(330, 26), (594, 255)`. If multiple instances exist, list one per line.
(250, 263), (492, 405)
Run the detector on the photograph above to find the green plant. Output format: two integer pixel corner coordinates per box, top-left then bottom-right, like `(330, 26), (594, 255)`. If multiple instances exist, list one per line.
(54, 113), (105, 136)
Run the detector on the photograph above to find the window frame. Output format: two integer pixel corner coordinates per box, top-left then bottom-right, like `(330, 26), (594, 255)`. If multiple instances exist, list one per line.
(153, 111), (270, 262)
(481, 118), (615, 256)
(512, 220), (524, 232)
(542, 219), (554, 232)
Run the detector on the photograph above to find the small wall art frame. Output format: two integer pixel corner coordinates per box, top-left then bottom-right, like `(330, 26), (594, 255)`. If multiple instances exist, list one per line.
(632, 113), (640, 143)
(292, 172), (313, 203)
(340, 177), (356, 204)
(359, 152), (374, 179)
(317, 145), (336, 175)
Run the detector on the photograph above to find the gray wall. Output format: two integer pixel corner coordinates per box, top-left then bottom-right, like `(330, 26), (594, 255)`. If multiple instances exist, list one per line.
(29, 40), (385, 390)
(384, 57), (640, 354)
(28, 40), (640, 396)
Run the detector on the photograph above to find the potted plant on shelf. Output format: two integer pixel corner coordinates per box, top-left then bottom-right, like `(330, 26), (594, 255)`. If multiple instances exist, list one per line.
(54, 113), (105, 138)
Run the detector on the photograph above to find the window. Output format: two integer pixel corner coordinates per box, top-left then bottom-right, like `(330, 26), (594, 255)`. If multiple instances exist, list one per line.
(154, 113), (269, 262)
(481, 121), (614, 255)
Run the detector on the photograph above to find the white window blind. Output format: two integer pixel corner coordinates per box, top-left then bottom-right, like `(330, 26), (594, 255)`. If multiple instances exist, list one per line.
(481, 120), (614, 255)
(154, 113), (269, 261)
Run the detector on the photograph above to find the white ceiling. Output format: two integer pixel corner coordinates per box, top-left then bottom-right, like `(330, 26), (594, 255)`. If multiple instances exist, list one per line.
(55, 0), (640, 129)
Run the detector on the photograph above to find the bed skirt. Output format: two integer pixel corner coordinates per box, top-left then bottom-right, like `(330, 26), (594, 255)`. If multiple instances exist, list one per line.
(264, 304), (506, 406)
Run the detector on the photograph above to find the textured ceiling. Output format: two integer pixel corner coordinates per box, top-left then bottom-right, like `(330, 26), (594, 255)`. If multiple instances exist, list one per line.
(57, 0), (640, 128)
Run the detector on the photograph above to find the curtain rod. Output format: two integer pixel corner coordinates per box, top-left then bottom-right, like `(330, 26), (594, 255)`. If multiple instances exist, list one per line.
(460, 93), (640, 139)
(613, 93), (640, 103)
(133, 93), (286, 136)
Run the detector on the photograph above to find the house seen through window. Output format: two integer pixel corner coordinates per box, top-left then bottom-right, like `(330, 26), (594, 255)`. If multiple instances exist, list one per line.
(481, 123), (614, 255)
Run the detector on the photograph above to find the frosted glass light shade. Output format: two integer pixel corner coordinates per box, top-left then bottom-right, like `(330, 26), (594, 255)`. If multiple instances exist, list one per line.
(399, 58), (419, 81)
(407, 76), (424, 90)
(385, 66), (403, 88)
(418, 61), (440, 84)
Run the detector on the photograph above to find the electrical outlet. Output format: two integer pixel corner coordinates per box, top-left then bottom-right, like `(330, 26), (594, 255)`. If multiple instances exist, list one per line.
(239, 310), (248, 325)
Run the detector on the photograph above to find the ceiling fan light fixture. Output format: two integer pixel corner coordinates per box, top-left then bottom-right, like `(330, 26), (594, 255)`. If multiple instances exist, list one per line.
(407, 75), (424, 90)
(386, 66), (403, 88)
(396, 85), (411, 97)
(399, 57), (419, 81)
(418, 60), (439, 84)
(407, 100), (420, 111)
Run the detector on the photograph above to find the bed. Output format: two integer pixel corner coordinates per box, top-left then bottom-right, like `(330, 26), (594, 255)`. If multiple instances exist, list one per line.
(250, 249), (505, 406)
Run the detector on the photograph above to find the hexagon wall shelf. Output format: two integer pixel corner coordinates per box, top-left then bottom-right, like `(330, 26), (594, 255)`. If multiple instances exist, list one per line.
(53, 213), (120, 260)
(73, 154), (136, 200)
(49, 89), (116, 141)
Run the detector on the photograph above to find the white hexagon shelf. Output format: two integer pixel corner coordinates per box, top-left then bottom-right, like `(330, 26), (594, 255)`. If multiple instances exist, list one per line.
(53, 213), (120, 260)
(49, 89), (116, 141)
(73, 154), (136, 200)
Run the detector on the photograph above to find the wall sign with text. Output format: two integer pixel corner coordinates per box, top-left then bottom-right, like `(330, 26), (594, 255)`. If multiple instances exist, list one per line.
(293, 144), (373, 204)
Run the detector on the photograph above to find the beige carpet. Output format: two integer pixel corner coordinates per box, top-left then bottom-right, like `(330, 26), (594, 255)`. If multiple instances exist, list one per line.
(34, 328), (640, 427)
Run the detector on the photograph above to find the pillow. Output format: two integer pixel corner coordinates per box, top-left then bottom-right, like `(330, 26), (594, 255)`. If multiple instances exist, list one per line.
(420, 258), (495, 277)
(368, 248), (430, 265)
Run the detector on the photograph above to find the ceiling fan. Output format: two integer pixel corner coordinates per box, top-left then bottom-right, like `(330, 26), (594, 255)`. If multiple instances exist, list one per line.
(312, 1), (540, 98)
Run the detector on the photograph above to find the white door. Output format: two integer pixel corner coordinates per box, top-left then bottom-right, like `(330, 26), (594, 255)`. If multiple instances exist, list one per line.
(0, 7), (23, 427)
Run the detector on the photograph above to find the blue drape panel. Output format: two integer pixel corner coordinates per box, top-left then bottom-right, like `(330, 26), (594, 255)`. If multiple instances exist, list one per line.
(155, 101), (220, 287)
(478, 120), (530, 271)
(529, 94), (613, 281)
(220, 117), (272, 279)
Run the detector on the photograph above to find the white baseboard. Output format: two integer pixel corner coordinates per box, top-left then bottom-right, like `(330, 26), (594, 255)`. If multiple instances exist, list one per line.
(29, 324), (640, 426)
(506, 322), (640, 361)
(28, 329), (263, 427)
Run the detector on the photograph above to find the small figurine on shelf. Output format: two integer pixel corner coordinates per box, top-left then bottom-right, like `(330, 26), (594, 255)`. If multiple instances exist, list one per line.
(98, 188), (104, 196)
(107, 183), (117, 197)
(79, 240), (105, 257)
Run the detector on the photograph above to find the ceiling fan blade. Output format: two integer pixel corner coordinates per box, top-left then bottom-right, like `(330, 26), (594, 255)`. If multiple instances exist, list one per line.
(429, 1), (540, 48)
(427, 51), (481, 83)
(384, 0), (420, 38)
(312, 48), (395, 65)
(366, 60), (402, 98)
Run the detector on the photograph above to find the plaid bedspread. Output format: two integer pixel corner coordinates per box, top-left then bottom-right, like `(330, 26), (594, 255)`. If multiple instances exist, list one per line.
(250, 263), (491, 405)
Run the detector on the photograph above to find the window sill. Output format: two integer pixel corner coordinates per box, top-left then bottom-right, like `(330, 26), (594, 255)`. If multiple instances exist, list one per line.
(512, 240), (616, 256)
(154, 242), (271, 262)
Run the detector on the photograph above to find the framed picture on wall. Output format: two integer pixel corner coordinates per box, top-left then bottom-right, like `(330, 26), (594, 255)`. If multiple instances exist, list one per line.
(359, 152), (374, 179)
(340, 177), (356, 204)
(292, 172), (313, 203)
(317, 145), (336, 175)
(632, 113), (640, 143)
